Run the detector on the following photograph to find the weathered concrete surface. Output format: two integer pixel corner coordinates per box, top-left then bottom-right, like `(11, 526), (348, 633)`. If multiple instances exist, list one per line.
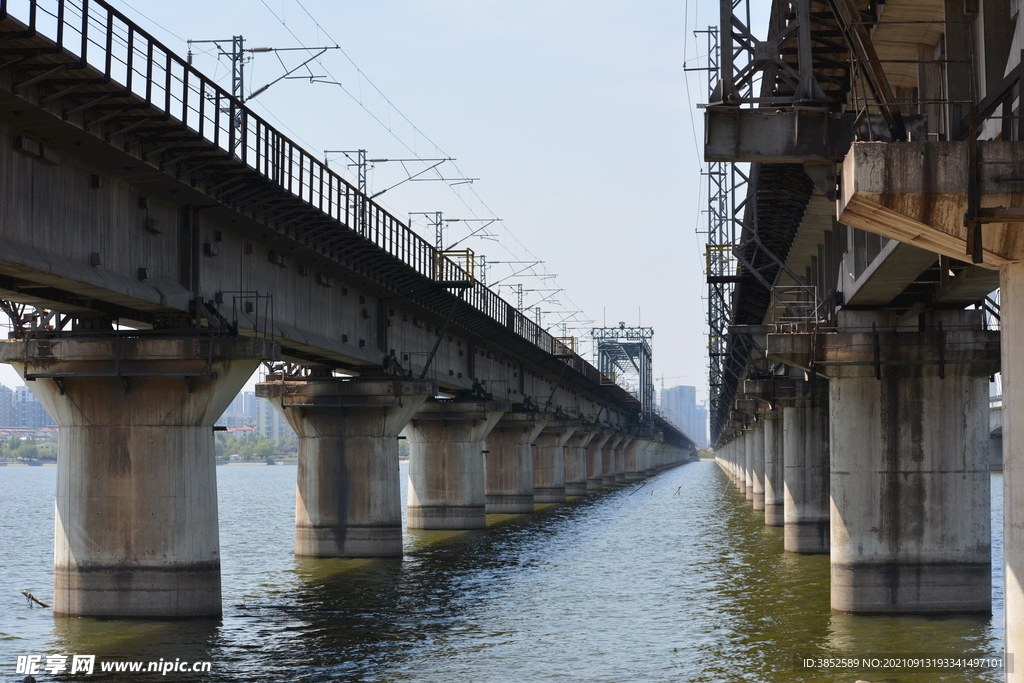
(586, 430), (613, 491)
(0, 335), (275, 618)
(829, 372), (992, 613)
(257, 377), (434, 557)
(645, 442), (663, 476)
(532, 421), (579, 503)
(750, 422), (766, 511)
(483, 412), (547, 513)
(762, 413), (784, 527)
(614, 436), (630, 484)
(783, 380), (831, 554)
(838, 141), (1024, 268)
(771, 310), (996, 612)
(405, 401), (506, 529)
(564, 428), (596, 496)
(624, 438), (651, 483)
(744, 430), (754, 500)
(0, 116), (626, 423)
(602, 434), (623, 486)
(768, 310), (1001, 378)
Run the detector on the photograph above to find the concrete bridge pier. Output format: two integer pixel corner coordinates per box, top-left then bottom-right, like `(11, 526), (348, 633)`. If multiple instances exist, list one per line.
(715, 442), (731, 483)
(406, 401), (507, 529)
(782, 379), (830, 554)
(732, 439), (741, 484)
(614, 436), (630, 483)
(761, 412), (784, 526)
(732, 438), (742, 486)
(741, 384), (784, 525)
(586, 430), (612, 491)
(723, 418), (747, 490)
(743, 429), (754, 499)
(0, 335), (275, 618)
(601, 433), (623, 486)
(719, 436), (738, 486)
(748, 421), (766, 510)
(770, 309), (999, 612)
(644, 441), (663, 477)
(624, 436), (652, 482)
(483, 413), (547, 513)
(564, 428), (596, 496)
(257, 376), (435, 557)
(532, 421), (579, 503)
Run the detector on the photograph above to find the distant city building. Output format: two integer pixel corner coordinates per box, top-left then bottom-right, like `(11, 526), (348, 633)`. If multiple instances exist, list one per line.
(13, 386), (55, 429)
(0, 384), (13, 427)
(218, 390), (258, 428)
(660, 385), (707, 448)
(256, 396), (294, 441)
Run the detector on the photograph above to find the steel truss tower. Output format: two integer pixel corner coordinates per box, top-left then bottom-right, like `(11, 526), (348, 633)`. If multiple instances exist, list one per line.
(703, 26), (736, 442)
(591, 324), (654, 426)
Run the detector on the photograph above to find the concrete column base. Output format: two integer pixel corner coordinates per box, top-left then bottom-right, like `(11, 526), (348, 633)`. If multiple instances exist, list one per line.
(257, 376), (435, 557)
(831, 562), (991, 613)
(785, 521), (830, 555)
(406, 401), (505, 529)
(1, 335), (276, 618)
(484, 413), (546, 513)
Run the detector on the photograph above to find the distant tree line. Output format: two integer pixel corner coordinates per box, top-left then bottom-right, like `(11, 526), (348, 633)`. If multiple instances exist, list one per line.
(215, 432), (296, 461)
(0, 436), (52, 462)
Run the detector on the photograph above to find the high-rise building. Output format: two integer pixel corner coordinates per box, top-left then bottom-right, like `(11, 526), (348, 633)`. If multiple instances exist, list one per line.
(0, 384), (13, 427)
(659, 385), (707, 448)
(13, 386), (55, 429)
(256, 397), (293, 441)
(218, 390), (258, 428)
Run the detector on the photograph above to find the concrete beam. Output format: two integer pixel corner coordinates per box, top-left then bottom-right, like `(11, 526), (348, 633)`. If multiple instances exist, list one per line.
(767, 310), (1000, 377)
(837, 140), (1024, 268)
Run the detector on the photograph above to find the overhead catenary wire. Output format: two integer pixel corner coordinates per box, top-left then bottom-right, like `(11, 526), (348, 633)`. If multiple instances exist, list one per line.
(256, 0), (595, 331)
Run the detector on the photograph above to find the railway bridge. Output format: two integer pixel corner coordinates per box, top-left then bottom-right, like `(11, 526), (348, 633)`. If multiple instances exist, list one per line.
(705, 0), (1024, 677)
(0, 0), (693, 618)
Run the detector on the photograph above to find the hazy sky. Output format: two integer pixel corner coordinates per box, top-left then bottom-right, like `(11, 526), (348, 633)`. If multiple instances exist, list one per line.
(1, 1), (723, 404)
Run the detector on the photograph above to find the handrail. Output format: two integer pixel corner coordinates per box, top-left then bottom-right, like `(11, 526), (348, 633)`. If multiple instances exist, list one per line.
(0, 0), (605, 386)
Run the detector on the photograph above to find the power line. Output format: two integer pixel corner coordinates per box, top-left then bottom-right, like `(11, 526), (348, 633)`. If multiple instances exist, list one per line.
(257, 0), (595, 331)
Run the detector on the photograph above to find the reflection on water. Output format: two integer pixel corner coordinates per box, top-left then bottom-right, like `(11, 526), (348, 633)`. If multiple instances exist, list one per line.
(0, 463), (1004, 682)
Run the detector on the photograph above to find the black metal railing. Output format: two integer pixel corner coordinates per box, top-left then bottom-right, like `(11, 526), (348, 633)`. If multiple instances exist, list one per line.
(0, 0), (604, 384)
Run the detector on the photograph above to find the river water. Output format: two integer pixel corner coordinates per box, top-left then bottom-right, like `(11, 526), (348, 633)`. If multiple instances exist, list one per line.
(0, 461), (1005, 682)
